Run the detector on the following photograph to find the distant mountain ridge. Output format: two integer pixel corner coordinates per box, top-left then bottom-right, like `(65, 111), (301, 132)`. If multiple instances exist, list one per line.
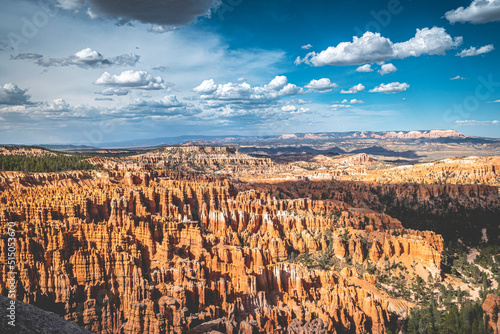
(96, 129), (466, 148)
(279, 130), (464, 140)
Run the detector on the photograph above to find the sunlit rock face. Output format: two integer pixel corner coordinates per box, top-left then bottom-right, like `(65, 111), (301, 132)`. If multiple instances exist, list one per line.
(0, 170), (446, 333)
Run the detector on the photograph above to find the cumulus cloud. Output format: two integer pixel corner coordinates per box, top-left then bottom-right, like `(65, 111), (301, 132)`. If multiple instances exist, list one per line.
(295, 27), (462, 66)
(281, 105), (310, 114)
(94, 70), (170, 90)
(455, 119), (499, 126)
(331, 104), (353, 111)
(0, 98), (73, 115)
(305, 78), (338, 92)
(96, 88), (129, 96)
(342, 99), (364, 104)
(266, 76), (288, 91)
(194, 76), (303, 102)
(356, 64), (374, 72)
(11, 48), (140, 69)
(126, 95), (198, 116)
(39, 99), (71, 113)
(456, 44), (494, 57)
(192, 76), (304, 118)
(369, 82), (409, 93)
(301, 44), (313, 50)
(450, 75), (466, 80)
(340, 84), (365, 94)
(445, 0), (500, 24)
(193, 79), (218, 94)
(131, 95), (183, 109)
(265, 76), (304, 96)
(54, 0), (222, 26)
(0, 83), (31, 105)
(378, 63), (397, 75)
(281, 105), (297, 112)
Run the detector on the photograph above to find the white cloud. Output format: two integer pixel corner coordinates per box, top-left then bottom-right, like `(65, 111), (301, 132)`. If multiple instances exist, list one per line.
(341, 83), (365, 94)
(341, 99), (364, 104)
(294, 107), (310, 114)
(96, 88), (129, 96)
(487, 99), (500, 103)
(281, 105), (297, 112)
(455, 119), (499, 126)
(194, 76), (303, 102)
(331, 104), (352, 111)
(301, 44), (313, 50)
(369, 82), (409, 93)
(266, 75), (288, 91)
(378, 63), (397, 75)
(132, 95), (183, 108)
(55, 0), (222, 26)
(281, 105), (310, 114)
(12, 48), (140, 69)
(296, 27), (462, 66)
(265, 76), (304, 96)
(0, 83), (31, 105)
(0, 98), (74, 115)
(39, 99), (71, 113)
(445, 0), (500, 24)
(356, 64), (374, 72)
(450, 75), (466, 80)
(305, 78), (338, 92)
(456, 44), (494, 57)
(94, 70), (170, 90)
(279, 83), (303, 96)
(193, 79), (218, 94)
(127, 95), (197, 116)
(193, 76), (304, 119)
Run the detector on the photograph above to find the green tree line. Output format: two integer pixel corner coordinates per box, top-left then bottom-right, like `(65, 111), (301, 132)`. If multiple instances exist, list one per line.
(405, 297), (492, 334)
(0, 155), (95, 172)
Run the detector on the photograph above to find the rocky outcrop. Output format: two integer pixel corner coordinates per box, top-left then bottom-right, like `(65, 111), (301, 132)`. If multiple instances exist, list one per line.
(0, 171), (445, 334)
(0, 146), (56, 157)
(483, 294), (500, 334)
(0, 294), (93, 333)
(244, 179), (500, 244)
(128, 146), (273, 172)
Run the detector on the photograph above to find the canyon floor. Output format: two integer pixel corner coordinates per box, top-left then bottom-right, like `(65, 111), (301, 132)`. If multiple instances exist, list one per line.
(0, 138), (499, 333)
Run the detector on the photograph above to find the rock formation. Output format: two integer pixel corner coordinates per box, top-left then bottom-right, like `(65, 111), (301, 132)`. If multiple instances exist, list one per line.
(483, 294), (500, 334)
(0, 171), (447, 333)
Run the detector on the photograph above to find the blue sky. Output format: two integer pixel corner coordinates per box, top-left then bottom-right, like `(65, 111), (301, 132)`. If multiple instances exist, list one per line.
(0, 0), (499, 144)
